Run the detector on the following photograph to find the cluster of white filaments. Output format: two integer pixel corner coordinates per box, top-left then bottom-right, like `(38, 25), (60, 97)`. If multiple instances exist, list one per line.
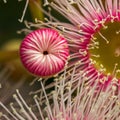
(0, 66), (120, 120)
(2, 0), (120, 119)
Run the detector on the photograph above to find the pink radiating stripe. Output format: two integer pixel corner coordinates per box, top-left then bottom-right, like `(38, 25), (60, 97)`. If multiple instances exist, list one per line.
(20, 28), (69, 77)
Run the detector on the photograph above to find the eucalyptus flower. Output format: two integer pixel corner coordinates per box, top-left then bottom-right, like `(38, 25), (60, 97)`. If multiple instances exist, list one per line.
(21, 0), (120, 87)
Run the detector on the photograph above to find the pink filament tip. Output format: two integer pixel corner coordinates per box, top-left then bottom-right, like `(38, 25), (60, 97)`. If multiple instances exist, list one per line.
(20, 28), (69, 77)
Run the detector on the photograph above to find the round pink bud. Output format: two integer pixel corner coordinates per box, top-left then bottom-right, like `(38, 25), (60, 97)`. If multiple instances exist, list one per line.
(20, 28), (69, 77)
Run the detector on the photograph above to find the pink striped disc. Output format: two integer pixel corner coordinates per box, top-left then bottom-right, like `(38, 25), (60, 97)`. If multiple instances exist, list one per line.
(20, 28), (69, 77)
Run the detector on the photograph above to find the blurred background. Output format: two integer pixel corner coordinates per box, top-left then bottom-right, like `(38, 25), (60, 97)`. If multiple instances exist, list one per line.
(0, 0), (42, 108)
(0, 0), (31, 46)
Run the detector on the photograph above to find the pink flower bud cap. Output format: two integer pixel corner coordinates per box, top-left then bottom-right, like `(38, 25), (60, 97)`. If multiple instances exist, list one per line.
(20, 28), (69, 77)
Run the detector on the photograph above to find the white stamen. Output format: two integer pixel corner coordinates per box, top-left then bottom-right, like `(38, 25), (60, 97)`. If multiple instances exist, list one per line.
(3, 0), (7, 3)
(43, 0), (49, 6)
(0, 102), (18, 120)
(18, 0), (29, 23)
(112, 63), (118, 76)
(91, 54), (100, 58)
(116, 30), (120, 34)
(98, 32), (109, 44)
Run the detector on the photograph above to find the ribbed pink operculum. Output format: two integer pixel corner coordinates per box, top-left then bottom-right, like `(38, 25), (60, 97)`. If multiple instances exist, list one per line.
(20, 28), (69, 77)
